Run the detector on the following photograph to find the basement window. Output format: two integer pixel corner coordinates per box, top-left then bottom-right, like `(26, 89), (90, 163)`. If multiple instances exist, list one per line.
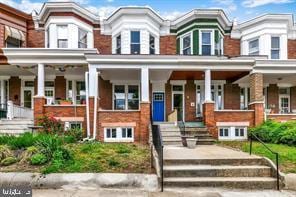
(219, 126), (247, 140)
(104, 127), (134, 142)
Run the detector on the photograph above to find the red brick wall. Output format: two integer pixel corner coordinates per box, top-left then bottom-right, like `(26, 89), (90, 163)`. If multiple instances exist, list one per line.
(224, 35), (240, 57)
(214, 111), (255, 126)
(55, 76), (66, 100)
(224, 83), (240, 109)
(185, 80), (197, 121)
(27, 20), (45, 48)
(288, 40), (296, 59)
(94, 29), (111, 54)
(99, 77), (112, 109)
(267, 84), (279, 113)
(98, 110), (141, 141)
(33, 97), (46, 125)
(9, 76), (21, 105)
(160, 35), (176, 55)
(165, 83), (172, 118)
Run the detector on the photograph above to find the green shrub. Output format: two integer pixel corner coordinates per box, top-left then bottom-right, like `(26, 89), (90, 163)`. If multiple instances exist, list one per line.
(30, 153), (48, 165)
(6, 133), (36, 150)
(1, 156), (17, 166)
(0, 145), (13, 161)
(35, 135), (62, 160)
(250, 120), (296, 145)
(107, 157), (120, 167)
(66, 127), (83, 142)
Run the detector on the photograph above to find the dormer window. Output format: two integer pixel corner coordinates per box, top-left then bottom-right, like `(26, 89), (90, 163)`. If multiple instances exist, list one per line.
(78, 28), (87, 48)
(5, 26), (24, 48)
(57, 25), (68, 48)
(248, 39), (259, 55)
(181, 33), (191, 55)
(116, 35), (121, 54)
(131, 31), (140, 54)
(149, 35), (155, 55)
(271, 36), (280, 59)
(201, 31), (212, 55)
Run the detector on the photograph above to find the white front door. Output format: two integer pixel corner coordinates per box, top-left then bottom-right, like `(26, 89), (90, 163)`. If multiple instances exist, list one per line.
(279, 95), (290, 114)
(172, 85), (184, 121)
(22, 88), (34, 109)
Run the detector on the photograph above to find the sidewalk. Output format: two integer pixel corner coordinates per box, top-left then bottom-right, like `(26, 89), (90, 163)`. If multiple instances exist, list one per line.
(32, 188), (296, 197)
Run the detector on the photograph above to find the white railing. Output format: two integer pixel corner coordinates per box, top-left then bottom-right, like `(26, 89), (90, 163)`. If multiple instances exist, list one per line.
(7, 101), (33, 120)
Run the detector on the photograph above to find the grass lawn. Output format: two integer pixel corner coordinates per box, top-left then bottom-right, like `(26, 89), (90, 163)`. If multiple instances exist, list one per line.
(218, 141), (296, 174)
(0, 142), (152, 174)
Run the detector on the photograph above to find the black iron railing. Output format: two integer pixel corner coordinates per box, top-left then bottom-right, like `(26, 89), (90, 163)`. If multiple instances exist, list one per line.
(152, 124), (164, 192)
(178, 120), (186, 136)
(249, 133), (280, 190)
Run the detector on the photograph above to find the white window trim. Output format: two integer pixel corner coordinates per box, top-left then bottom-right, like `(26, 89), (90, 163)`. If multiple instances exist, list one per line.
(104, 127), (134, 142)
(56, 25), (69, 48)
(180, 32), (193, 55)
(270, 36), (280, 60)
(199, 29), (215, 55)
(115, 33), (121, 54)
(78, 27), (88, 48)
(171, 84), (185, 121)
(248, 37), (259, 55)
(65, 121), (82, 131)
(218, 126), (248, 140)
(112, 84), (140, 111)
(279, 87), (290, 114)
(130, 30), (141, 54)
(45, 81), (55, 105)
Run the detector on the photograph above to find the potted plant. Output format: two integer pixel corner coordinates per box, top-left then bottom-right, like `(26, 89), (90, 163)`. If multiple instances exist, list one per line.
(59, 99), (72, 105)
(181, 135), (198, 149)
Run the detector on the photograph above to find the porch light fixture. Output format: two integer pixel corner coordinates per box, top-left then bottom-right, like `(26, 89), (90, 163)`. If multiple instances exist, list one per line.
(277, 78), (282, 81)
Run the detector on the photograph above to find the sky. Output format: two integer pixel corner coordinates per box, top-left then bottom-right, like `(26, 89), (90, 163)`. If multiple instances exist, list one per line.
(1, 0), (296, 23)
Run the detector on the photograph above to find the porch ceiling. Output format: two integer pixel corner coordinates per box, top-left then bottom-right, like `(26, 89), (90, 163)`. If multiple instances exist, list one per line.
(0, 65), (33, 76)
(235, 73), (296, 86)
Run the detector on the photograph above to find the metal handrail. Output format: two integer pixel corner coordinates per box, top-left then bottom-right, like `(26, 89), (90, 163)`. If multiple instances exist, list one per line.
(178, 120), (186, 136)
(249, 132), (280, 190)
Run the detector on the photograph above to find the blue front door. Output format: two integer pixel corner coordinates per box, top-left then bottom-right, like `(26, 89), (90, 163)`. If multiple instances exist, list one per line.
(153, 92), (165, 122)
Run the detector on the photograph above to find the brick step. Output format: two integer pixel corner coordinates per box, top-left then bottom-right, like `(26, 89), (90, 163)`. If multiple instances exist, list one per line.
(163, 165), (272, 178)
(164, 158), (266, 166)
(163, 177), (277, 189)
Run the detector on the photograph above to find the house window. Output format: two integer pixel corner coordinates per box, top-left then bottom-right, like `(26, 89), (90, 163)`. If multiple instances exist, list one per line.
(104, 127), (134, 142)
(47, 29), (50, 48)
(113, 85), (139, 110)
(279, 87), (290, 113)
(6, 37), (22, 48)
(181, 34), (191, 55)
(116, 35), (121, 54)
(235, 127), (245, 137)
(78, 28), (87, 48)
(248, 39), (259, 55)
(219, 126), (247, 140)
(65, 122), (82, 131)
(271, 36), (280, 59)
(131, 31), (140, 54)
(0, 80), (8, 106)
(67, 81), (86, 104)
(149, 35), (155, 54)
(215, 33), (223, 56)
(219, 128), (229, 137)
(57, 25), (68, 48)
(196, 85), (202, 117)
(240, 87), (250, 110)
(201, 31), (212, 55)
(45, 81), (54, 105)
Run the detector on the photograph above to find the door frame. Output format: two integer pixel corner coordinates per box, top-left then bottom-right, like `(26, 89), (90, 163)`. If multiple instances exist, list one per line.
(279, 95), (290, 113)
(152, 91), (165, 122)
(171, 85), (185, 121)
(20, 78), (35, 109)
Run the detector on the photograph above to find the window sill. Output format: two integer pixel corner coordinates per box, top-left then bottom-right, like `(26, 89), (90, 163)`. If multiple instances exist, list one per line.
(44, 104), (86, 107)
(99, 109), (140, 112)
(104, 138), (134, 143)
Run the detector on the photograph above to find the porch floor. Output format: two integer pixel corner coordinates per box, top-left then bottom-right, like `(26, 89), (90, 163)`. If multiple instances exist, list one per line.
(164, 145), (260, 160)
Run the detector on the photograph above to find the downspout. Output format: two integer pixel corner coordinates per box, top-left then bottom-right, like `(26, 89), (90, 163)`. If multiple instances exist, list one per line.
(92, 71), (99, 140)
(85, 72), (91, 139)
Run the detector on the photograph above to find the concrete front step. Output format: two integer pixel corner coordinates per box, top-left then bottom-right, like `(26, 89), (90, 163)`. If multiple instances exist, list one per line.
(0, 124), (33, 129)
(164, 158), (266, 166)
(163, 177), (277, 189)
(161, 131), (181, 137)
(163, 165), (272, 178)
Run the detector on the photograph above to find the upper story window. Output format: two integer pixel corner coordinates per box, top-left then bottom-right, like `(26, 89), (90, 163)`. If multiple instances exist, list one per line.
(215, 33), (223, 56)
(271, 36), (280, 59)
(181, 34), (191, 55)
(248, 39), (259, 55)
(6, 37), (22, 48)
(201, 31), (212, 55)
(131, 31), (140, 54)
(78, 28), (87, 48)
(116, 35), (121, 54)
(57, 25), (68, 48)
(149, 35), (155, 55)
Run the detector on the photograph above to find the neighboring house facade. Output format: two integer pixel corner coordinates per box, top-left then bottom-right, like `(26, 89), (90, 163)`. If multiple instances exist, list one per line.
(1, 2), (296, 142)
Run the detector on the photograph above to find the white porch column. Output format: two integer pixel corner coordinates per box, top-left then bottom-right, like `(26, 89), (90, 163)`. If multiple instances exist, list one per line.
(141, 66), (149, 102)
(88, 66), (97, 97)
(0, 80), (5, 104)
(37, 63), (45, 97)
(204, 69), (212, 102)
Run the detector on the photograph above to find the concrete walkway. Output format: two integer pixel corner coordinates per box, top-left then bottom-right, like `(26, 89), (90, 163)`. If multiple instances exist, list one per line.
(32, 188), (296, 197)
(164, 145), (260, 160)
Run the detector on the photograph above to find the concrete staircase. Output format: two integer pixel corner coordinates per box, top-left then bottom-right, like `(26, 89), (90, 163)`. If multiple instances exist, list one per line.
(163, 156), (278, 189)
(158, 122), (215, 146)
(0, 119), (34, 135)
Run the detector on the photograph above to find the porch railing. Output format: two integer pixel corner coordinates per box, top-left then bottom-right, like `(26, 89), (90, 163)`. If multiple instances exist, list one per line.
(7, 101), (33, 120)
(249, 133), (280, 190)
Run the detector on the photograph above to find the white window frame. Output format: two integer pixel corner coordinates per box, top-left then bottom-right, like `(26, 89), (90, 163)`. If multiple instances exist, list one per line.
(57, 25), (68, 48)
(149, 34), (156, 55)
(271, 36), (280, 60)
(171, 84), (185, 121)
(112, 84), (140, 111)
(104, 127), (134, 142)
(180, 32), (192, 55)
(279, 87), (290, 114)
(130, 30), (141, 54)
(45, 81), (55, 105)
(64, 121), (82, 131)
(66, 80), (86, 105)
(219, 126), (248, 140)
(248, 38), (259, 56)
(115, 33), (121, 54)
(78, 28), (88, 48)
(215, 32), (224, 56)
(199, 29), (214, 55)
